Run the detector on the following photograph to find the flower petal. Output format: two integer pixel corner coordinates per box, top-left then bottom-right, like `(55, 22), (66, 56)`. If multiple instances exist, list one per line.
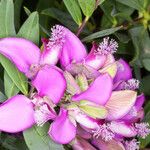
(135, 94), (145, 111)
(114, 59), (132, 83)
(110, 121), (137, 137)
(72, 74), (113, 105)
(0, 37), (40, 74)
(72, 137), (97, 150)
(66, 63), (100, 79)
(106, 90), (137, 120)
(85, 43), (106, 70)
(60, 26), (87, 68)
(49, 108), (76, 144)
(40, 38), (61, 65)
(99, 62), (117, 78)
(32, 65), (66, 104)
(0, 95), (34, 133)
(92, 138), (125, 150)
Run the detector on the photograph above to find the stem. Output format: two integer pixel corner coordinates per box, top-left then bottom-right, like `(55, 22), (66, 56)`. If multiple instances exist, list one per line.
(76, 17), (88, 36)
(28, 86), (35, 98)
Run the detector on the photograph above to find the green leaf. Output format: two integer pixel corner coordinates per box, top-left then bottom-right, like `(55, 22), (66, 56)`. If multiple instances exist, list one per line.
(0, 54), (28, 95)
(4, 71), (19, 98)
(0, 91), (7, 102)
(78, 0), (95, 18)
(41, 8), (78, 32)
(142, 59), (150, 71)
(129, 26), (150, 67)
(116, 0), (145, 11)
(98, 0), (106, 5)
(24, 124), (64, 150)
(17, 12), (39, 45)
(63, 0), (82, 25)
(139, 111), (150, 148)
(141, 75), (150, 96)
(23, 6), (31, 16)
(14, 0), (23, 31)
(0, 0), (16, 37)
(82, 26), (122, 42)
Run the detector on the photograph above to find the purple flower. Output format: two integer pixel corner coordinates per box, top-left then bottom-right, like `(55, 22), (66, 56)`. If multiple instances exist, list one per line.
(0, 65), (72, 144)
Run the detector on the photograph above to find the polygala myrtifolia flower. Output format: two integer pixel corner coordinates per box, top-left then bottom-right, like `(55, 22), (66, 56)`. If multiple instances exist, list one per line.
(0, 24), (149, 149)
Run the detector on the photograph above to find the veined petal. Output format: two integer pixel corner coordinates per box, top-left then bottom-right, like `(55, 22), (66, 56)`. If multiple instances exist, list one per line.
(103, 54), (115, 67)
(49, 108), (76, 144)
(110, 121), (137, 137)
(72, 74), (113, 105)
(85, 43), (106, 70)
(60, 26), (87, 68)
(0, 37), (40, 74)
(106, 90), (137, 120)
(32, 65), (66, 104)
(0, 95), (34, 133)
(40, 38), (61, 65)
(114, 59), (132, 83)
(99, 62), (117, 78)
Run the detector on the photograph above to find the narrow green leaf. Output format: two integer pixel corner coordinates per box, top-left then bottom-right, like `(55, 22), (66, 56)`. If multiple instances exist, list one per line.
(18, 12), (39, 45)
(82, 26), (122, 42)
(78, 0), (95, 18)
(23, 6), (31, 16)
(0, 54), (28, 95)
(0, 0), (16, 37)
(14, 0), (23, 31)
(0, 91), (7, 102)
(63, 0), (82, 25)
(24, 124), (64, 150)
(116, 0), (145, 11)
(4, 71), (19, 98)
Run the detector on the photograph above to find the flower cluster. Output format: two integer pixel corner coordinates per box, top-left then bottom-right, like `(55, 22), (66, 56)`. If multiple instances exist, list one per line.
(0, 25), (149, 150)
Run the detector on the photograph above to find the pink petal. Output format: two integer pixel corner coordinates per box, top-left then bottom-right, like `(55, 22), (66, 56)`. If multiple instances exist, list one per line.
(92, 138), (125, 150)
(49, 108), (76, 144)
(32, 65), (66, 104)
(72, 137), (96, 150)
(110, 121), (137, 137)
(85, 43), (106, 70)
(121, 94), (145, 122)
(0, 37), (40, 74)
(0, 95), (34, 133)
(135, 94), (145, 111)
(77, 125), (92, 139)
(106, 90), (137, 120)
(114, 59), (132, 83)
(60, 26), (87, 68)
(72, 74), (113, 105)
(40, 38), (61, 65)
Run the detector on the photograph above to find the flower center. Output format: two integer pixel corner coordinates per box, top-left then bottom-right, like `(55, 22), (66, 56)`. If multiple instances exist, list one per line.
(26, 64), (41, 78)
(47, 25), (66, 49)
(124, 139), (140, 150)
(135, 122), (150, 139)
(95, 37), (118, 55)
(120, 79), (140, 90)
(93, 123), (115, 141)
(32, 95), (56, 126)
